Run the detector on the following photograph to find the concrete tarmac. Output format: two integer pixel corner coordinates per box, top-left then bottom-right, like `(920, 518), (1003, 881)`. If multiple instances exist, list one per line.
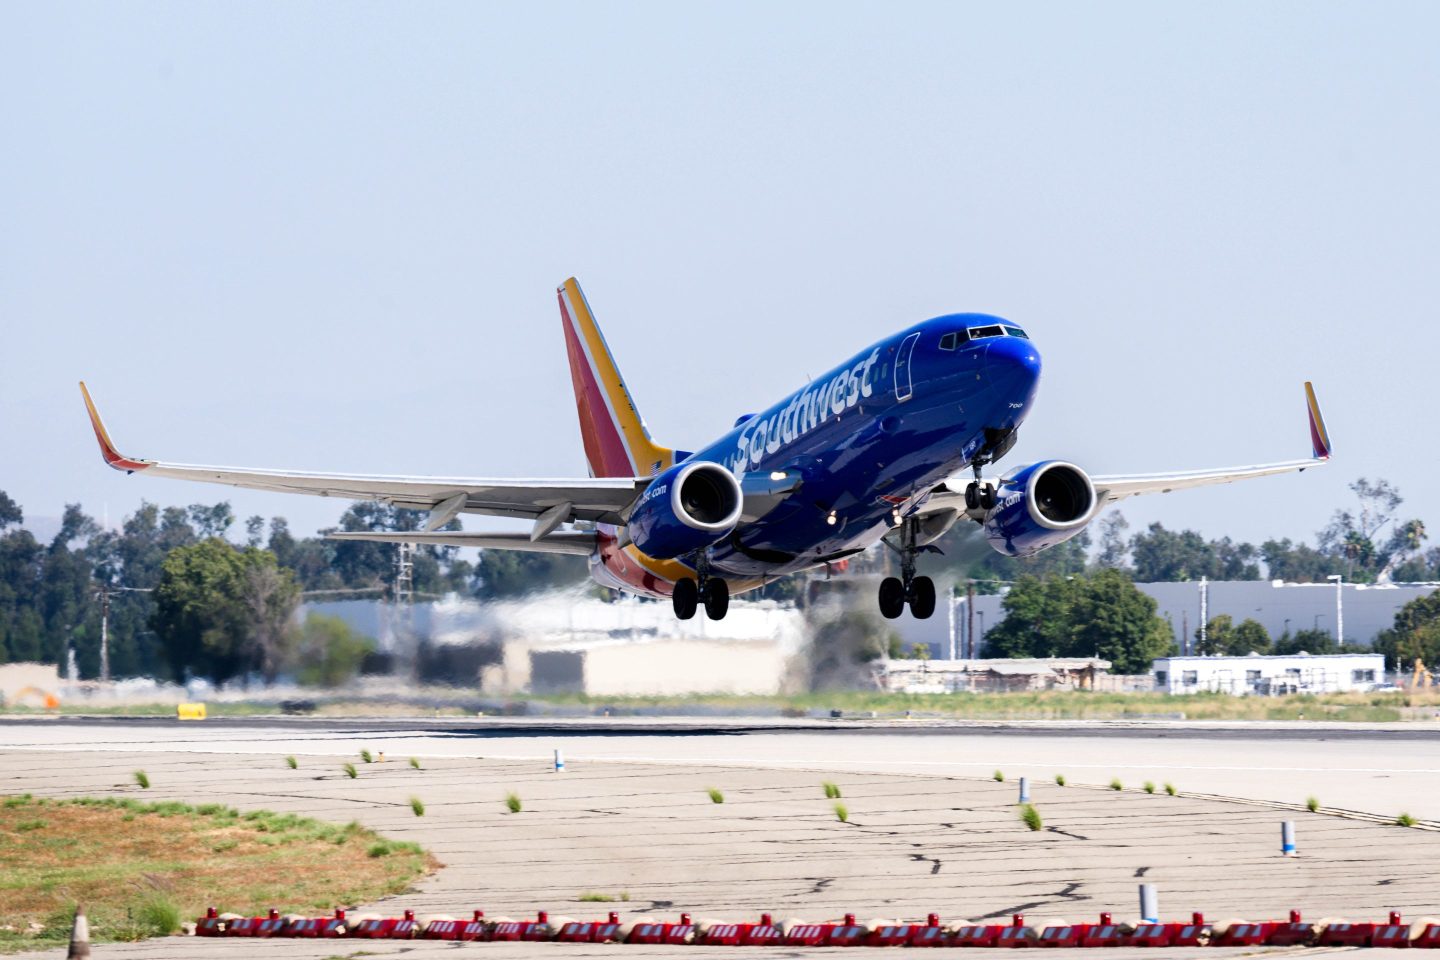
(2, 717), (1438, 958)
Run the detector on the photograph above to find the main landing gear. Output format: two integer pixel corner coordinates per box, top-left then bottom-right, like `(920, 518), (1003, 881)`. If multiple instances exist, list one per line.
(672, 559), (729, 621)
(879, 516), (937, 620)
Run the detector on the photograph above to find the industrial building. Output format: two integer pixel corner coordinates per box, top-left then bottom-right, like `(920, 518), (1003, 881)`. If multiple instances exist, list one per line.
(1152, 653), (1387, 695)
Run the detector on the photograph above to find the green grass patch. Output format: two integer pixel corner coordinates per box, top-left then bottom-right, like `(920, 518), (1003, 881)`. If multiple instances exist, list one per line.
(132, 770), (149, 789)
(1109, 778), (1123, 791)
(1164, 782), (1177, 796)
(1397, 812), (1418, 827)
(992, 769), (1005, 782)
(1306, 795), (1320, 812)
(822, 781), (841, 799)
(285, 755), (298, 769)
(833, 802), (849, 823)
(1019, 803), (1042, 831)
(505, 792), (522, 814)
(578, 892), (616, 902)
(343, 763), (357, 779)
(1054, 774), (1066, 786)
(409, 757), (422, 770)
(359, 749), (373, 764)
(707, 788), (724, 804)
(408, 796), (425, 817)
(0, 793), (434, 954)
(1143, 781), (1156, 794)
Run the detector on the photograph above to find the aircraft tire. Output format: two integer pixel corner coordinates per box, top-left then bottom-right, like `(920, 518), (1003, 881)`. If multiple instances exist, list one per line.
(702, 579), (730, 620)
(980, 486), (997, 511)
(878, 577), (906, 619)
(672, 577), (699, 620)
(909, 575), (937, 619)
(964, 483), (980, 511)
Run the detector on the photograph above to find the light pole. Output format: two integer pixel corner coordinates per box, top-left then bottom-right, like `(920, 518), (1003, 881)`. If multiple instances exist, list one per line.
(977, 611), (986, 655)
(947, 588), (961, 661)
(1283, 618), (1291, 637)
(1326, 574), (1343, 648)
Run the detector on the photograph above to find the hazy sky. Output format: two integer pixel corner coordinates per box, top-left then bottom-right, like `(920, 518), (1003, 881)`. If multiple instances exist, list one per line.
(3, 2), (1436, 552)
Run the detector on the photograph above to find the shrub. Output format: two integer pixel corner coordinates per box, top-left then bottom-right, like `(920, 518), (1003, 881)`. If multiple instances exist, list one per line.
(134, 894), (182, 936)
(833, 802), (849, 823)
(285, 755), (298, 770)
(133, 770), (150, 789)
(367, 841), (392, 858)
(1109, 778), (1123, 791)
(409, 796), (425, 817)
(1164, 782), (1177, 796)
(707, 788), (724, 804)
(506, 792), (522, 814)
(993, 770), (1005, 782)
(1143, 781), (1156, 794)
(1020, 803), (1042, 831)
(1306, 795), (1319, 812)
(1054, 774), (1066, 787)
(822, 781), (841, 799)
(1397, 812), (1418, 827)
(343, 763), (357, 779)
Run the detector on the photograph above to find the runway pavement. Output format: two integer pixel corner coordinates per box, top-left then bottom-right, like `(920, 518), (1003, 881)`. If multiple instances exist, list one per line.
(2, 717), (1437, 958)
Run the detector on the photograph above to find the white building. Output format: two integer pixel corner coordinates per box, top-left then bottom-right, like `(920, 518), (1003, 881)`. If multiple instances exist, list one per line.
(1152, 653), (1386, 695)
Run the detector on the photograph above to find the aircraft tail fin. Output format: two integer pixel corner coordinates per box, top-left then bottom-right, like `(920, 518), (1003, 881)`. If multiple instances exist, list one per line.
(557, 278), (675, 478)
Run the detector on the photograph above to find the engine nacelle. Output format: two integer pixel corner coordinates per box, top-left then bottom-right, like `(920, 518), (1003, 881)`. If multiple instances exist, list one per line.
(627, 461), (743, 560)
(983, 460), (1097, 558)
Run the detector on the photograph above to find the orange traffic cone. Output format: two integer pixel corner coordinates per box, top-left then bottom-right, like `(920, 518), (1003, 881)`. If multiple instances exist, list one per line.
(67, 903), (91, 959)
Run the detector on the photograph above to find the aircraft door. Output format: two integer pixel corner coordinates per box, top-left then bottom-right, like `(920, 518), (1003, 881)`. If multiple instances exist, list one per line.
(894, 332), (920, 401)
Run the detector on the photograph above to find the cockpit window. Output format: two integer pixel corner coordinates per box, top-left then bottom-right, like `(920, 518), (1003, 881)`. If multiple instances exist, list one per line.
(1005, 326), (1029, 339)
(967, 324), (1005, 339)
(939, 332), (957, 350)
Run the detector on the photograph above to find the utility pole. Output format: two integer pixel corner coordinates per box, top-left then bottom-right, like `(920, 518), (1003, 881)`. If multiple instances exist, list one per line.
(967, 582), (976, 659)
(1327, 574), (1343, 647)
(99, 583), (110, 684)
(1198, 577), (1208, 654)
(1182, 610), (1189, 656)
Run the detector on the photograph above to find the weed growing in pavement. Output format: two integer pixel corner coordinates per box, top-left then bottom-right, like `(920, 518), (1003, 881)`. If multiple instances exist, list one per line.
(1306, 795), (1320, 812)
(285, 756), (298, 770)
(410, 757), (422, 770)
(132, 770), (150, 789)
(506, 792), (523, 814)
(707, 788), (724, 804)
(134, 894), (182, 936)
(1019, 804), (1042, 831)
(1109, 778), (1123, 791)
(409, 797), (425, 817)
(579, 892), (616, 902)
(1054, 774), (1066, 786)
(1164, 782), (1177, 796)
(992, 770), (1005, 782)
(343, 763), (357, 779)
(822, 781), (841, 799)
(1143, 781), (1156, 794)
(833, 802), (849, 823)
(359, 749), (374, 764)
(1397, 812), (1418, 827)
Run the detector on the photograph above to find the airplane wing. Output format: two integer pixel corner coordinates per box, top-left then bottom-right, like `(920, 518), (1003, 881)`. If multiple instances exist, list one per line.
(922, 381), (1332, 515)
(80, 382), (645, 531)
(326, 531), (598, 556)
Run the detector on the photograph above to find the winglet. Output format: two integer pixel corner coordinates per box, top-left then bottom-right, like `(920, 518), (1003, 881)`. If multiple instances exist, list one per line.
(1305, 381), (1331, 460)
(79, 382), (153, 473)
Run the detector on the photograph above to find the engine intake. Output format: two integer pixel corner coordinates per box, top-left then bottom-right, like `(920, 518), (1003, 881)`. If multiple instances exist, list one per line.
(983, 460), (1097, 557)
(627, 461), (743, 560)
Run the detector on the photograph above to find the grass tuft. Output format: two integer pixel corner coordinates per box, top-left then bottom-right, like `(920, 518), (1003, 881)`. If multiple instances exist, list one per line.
(1109, 778), (1123, 791)
(343, 763), (357, 779)
(1019, 803), (1042, 831)
(505, 792), (522, 814)
(992, 769), (1005, 782)
(1306, 795), (1320, 812)
(359, 748), (373, 764)
(132, 770), (149, 789)
(285, 755), (298, 769)
(15, 819), (46, 832)
(833, 802), (849, 823)
(409, 757), (422, 770)
(1143, 781), (1156, 794)
(1164, 782), (1177, 796)
(579, 892), (616, 902)
(1054, 774), (1066, 787)
(822, 781), (842, 799)
(409, 796), (425, 817)
(707, 787), (724, 804)
(1397, 812), (1418, 827)
(134, 894), (182, 936)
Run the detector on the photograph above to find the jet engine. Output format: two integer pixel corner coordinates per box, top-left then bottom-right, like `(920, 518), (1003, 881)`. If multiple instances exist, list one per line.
(982, 460), (1097, 557)
(627, 461), (743, 559)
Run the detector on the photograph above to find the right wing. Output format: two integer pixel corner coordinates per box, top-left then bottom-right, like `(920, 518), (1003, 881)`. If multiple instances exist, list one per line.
(80, 382), (645, 532)
(327, 530), (598, 556)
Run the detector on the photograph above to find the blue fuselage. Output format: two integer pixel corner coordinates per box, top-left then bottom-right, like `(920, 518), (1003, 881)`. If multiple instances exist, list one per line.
(687, 314), (1042, 578)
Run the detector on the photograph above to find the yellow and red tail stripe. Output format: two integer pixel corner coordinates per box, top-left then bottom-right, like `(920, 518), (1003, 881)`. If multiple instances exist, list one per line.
(557, 278), (674, 478)
(1304, 381), (1331, 460)
(79, 382), (153, 473)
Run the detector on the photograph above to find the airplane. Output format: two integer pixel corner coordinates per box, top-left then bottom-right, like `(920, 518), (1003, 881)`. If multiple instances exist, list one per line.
(81, 277), (1332, 622)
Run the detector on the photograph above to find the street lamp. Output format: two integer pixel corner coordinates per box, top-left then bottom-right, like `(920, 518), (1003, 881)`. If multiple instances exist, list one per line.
(977, 611), (986, 655)
(1283, 618), (1291, 637)
(1326, 574), (1344, 648)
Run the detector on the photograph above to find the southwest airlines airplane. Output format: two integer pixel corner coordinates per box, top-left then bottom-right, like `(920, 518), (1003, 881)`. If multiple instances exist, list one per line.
(81, 278), (1331, 622)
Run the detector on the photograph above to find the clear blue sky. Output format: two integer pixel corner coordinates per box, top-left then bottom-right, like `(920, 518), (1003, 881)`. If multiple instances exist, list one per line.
(2, 2), (1436, 550)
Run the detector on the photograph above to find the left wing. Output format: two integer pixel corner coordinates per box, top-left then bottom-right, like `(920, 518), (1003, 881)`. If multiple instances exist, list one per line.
(80, 382), (645, 531)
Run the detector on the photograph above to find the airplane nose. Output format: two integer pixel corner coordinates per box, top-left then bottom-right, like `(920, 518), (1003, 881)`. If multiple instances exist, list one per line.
(984, 335), (1042, 388)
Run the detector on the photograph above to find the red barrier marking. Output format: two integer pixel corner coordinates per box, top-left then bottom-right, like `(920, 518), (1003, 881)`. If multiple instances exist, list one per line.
(1320, 922), (1376, 946)
(953, 924), (1004, 947)
(1038, 924), (1089, 947)
(1414, 924), (1440, 948)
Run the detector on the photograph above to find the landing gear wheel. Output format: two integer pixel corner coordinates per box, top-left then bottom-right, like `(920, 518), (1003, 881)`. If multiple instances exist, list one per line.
(878, 577), (906, 619)
(908, 575), (937, 619)
(702, 578), (730, 620)
(965, 482), (980, 511)
(980, 486), (997, 510)
(672, 577), (698, 620)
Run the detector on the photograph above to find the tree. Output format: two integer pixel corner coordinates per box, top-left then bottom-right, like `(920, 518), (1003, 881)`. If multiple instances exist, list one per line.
(1273, 627), (1336, 656)
(237, 551), (301, 683)
(1131, 524), (1260, 582)
(1318, 478), (1427, 583)
(1261, 538), (1342, 583)
(290, 613), (374, 687)
(1193, 614), (1233, 656)
(1230, 618), (1271, 655)
(982, 570), (1172, 673)
(0, 491), (21, 531)
(472, 550), (588, 598)
(1374, 590), (1440, 671)
(1094, 512), (1131, 571)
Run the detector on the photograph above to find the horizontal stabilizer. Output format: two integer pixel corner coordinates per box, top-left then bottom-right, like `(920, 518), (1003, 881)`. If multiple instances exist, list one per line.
(327, 530), (597, 556)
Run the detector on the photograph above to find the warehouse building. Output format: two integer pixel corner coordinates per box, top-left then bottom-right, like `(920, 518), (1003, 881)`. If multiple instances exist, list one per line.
(1152, 652), (1386, 695)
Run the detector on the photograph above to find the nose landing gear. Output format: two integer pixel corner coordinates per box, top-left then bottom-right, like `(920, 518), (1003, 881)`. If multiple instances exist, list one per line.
(878, 516), (938, 620)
